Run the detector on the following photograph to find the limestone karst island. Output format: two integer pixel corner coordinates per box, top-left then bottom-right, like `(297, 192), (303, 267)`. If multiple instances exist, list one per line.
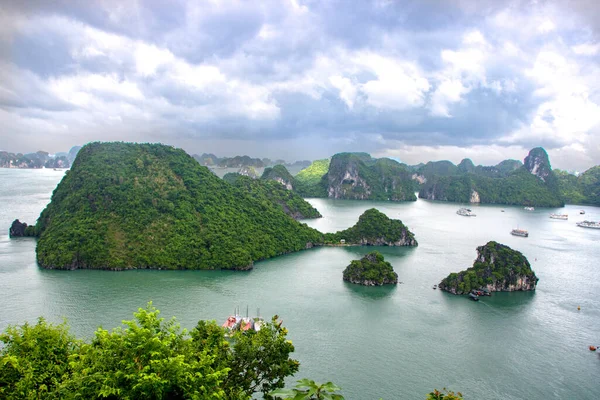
(343, 251), (399, 286)
(439, 241), (539, 295)
(10, 142), (417, 271)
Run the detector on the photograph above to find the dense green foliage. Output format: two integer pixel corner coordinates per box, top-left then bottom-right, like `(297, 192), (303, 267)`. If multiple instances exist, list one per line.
(414, 153), (564, 206)
(223, 174), (321, 219)
(33, 142), (323, 270)
(324, 209), (417, 246)
(295, 159), (330, 197)
(439, 241), (537, 294)
(271, 379), (345, 399)
(0, 318), (76, 399)
(0, 304), (298, 399)
(556, 167), (600, 205)
(324, 153), (416, 201)
(416, 158), (522, 182)
(342, 251), (398, 285)
(419, 161), (563, 207)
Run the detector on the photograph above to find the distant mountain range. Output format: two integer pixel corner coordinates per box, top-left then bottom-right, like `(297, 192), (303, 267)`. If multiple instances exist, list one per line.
(0, 146), (81, 169)
(192, 153), (311, 169)
(292, 147), (599, 207)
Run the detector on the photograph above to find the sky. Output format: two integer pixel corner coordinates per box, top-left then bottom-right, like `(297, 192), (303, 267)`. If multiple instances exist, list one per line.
(1, 0), (599, 171)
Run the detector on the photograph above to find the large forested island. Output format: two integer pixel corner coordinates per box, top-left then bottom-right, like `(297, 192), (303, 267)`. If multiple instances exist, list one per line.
(343, 251), (399, 286)
(291, 147), (576, 207)
(15, 142), (416, 271)
(439, 241), (538, 294)
(295, 153), (416, 201)
(416, 148), (563, 207)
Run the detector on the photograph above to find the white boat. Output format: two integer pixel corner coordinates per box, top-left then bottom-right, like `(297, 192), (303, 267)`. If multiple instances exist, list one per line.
(580, 210), (585, 215)
(524, 207), (535, 211)
(549, 213), (568, 220)
(576, 220), (600, 229)
(457, 208), (476, 217)
(511, 228), (529, 237)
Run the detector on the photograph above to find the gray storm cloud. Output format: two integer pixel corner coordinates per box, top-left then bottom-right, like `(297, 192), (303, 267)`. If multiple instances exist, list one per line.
(0, 0), (599, 170)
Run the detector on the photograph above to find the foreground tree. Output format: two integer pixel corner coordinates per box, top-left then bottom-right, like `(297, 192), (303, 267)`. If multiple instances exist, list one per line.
(270, 379), (345, 400)
(0, 318), (76, 400)
(0, 304), (298, 399)
(426, 388), (464, 400)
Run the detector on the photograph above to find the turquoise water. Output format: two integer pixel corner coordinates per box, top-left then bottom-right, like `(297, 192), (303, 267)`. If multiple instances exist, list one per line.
(1, 169), (599, 399)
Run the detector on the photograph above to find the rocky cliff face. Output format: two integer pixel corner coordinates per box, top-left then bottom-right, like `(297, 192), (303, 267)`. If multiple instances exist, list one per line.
(524, 147), (553, 182)
(439, 241), (538, 294)
(326, 154), (416, 201)
(470, 190), (480, 203)
(327, 155), (372, 199)
(9, 219), (35, 237)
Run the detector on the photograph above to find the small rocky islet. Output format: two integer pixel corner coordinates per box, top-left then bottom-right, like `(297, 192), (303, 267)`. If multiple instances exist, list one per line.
(439, 241), (538, 295)
(343, 251), (398, 286)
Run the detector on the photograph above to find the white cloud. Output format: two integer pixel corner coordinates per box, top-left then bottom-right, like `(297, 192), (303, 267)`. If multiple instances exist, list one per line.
(134, 44), (174, 77)
(329, 75), (358, 109)
(355, 52), (430, 110)
(572, 43), (600, 56)
(430, 80), (469, 117)
(538, 19), (556, 33)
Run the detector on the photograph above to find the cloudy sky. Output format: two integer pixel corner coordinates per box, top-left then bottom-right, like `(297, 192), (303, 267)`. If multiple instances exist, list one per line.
(1, 0), (599, 170)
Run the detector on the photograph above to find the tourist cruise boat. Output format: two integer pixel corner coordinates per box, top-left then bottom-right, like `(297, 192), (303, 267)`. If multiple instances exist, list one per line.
(524, 207), (535, 211)
(549, 213), (568, 220)
(511, 228), (529, 237)
(576, 220), (600, 229)
(456, 208), (476, 217)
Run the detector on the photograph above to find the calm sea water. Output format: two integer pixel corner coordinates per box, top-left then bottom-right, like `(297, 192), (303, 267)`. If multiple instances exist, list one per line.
(1, 169), (599, 399)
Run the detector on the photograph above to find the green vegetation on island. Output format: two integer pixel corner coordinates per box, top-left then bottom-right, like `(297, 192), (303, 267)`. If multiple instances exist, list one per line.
(297, 153), (417, 201)
(342, 251), (398, 286)
(324, 208), (417, 246)
(14, 143), (416, 270)
(556, 166), (600, 206)
(419, 148), (563, 207)
(439, 241), (538, 295)
(295, 158), (330, 197)
(223, 173), (321, 219)
(32, 142), (323, 270)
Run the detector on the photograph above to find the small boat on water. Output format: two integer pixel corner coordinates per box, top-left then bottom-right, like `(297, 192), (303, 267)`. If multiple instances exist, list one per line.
(469, 292), (479, 301)
(580, 210), (586, 215)
(457, 208), (476, 217)
(576, 220), (600, 229)
(511, 228), (529, 237)
(524, 207), (535, 211)
(222, 306), (265, 333)
(433, 284), (437, 290)
(550, 213), (568, 220)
